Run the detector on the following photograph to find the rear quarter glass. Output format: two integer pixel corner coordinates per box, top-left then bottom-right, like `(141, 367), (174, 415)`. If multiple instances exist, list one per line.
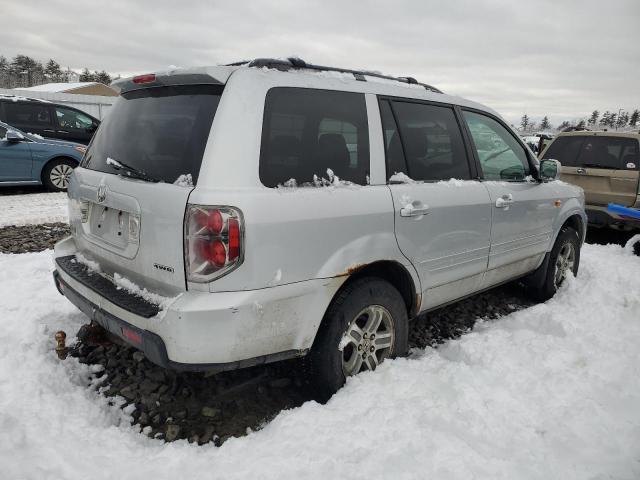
(81, 85), (222, 185)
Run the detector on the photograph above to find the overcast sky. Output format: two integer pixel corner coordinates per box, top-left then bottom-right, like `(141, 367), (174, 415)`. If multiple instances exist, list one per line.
(2, 0), (638, 125)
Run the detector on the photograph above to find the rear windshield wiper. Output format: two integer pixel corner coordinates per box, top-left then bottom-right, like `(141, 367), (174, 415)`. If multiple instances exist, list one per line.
(106, 157), (161, 183)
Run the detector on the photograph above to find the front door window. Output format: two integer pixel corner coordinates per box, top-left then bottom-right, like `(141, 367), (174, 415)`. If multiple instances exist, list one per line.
(463, 111), (530, 181)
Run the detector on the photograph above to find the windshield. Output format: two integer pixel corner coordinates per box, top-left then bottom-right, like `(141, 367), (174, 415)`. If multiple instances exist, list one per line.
(82, 84), (222, 184)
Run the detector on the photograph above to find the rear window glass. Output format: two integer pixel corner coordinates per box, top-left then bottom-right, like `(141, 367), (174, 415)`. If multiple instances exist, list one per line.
(259, 88), (370, 187)
(4, 103), (53, 128)
(544, 136), (640, 170)
(542, 136), (585, 166)
(82, 85), (221, 184)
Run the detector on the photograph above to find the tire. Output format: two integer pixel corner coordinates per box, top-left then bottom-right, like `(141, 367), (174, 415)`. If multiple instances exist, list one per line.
(306, 277), (408, 402)
(533, 226), (581, 301)
(43, 158), (76, 192)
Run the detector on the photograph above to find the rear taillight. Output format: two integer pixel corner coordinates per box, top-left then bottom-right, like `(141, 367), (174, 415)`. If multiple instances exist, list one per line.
(184, 205), (244, 282)
(132, 73), (156, 84)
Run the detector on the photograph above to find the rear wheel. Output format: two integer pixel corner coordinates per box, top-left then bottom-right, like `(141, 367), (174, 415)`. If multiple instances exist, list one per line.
(43, 158), (76, 191)
(306, 277), (408, 401)
(533, 226), (581, 301)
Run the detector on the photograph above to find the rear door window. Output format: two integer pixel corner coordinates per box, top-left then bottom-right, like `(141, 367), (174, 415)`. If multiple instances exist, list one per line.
(574, 137), (639, 170)
(259, 88), (369, 187)
(388, 101), (471, 181)
(82, 85), (222, 184)
(4, 103), (53, 129)
(541, 136), (585, 167)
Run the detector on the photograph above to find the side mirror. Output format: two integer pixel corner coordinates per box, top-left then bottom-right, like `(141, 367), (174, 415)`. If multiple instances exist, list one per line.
(5, 131), (25, 143)
(540, 158), (561, 181)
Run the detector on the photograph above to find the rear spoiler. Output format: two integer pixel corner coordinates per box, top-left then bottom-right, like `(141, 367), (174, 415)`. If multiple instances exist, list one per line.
(112, 72), (224, 95)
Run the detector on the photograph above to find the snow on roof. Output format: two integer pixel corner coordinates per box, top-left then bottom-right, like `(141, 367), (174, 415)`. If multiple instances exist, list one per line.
(17, 82), (102, 93)
(0, 93), (50, 103)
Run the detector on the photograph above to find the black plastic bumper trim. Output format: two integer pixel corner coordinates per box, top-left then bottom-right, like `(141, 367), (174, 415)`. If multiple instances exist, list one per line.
(55, 255), (160, 318)
(53, 270), (306, 372)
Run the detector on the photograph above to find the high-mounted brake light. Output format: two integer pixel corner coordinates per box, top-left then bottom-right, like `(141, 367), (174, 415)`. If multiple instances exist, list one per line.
(184, 205), (244, 283)
(132, 74), (156, 84)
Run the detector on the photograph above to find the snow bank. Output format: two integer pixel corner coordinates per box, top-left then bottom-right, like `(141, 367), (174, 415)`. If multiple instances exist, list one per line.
(0, 191), (68, 227)
(0, 245), (639, 479)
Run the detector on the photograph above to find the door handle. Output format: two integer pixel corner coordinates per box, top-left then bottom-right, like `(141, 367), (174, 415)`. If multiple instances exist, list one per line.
(576, 168), (586, 174)
(57, 130), (70, 134)
(43, 129), (55, 133)
(495, 194), (514, 209)
(400, 202), (430, 217)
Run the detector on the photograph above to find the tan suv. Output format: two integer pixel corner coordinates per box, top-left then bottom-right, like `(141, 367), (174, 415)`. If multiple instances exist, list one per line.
(541, 131), (640, 230)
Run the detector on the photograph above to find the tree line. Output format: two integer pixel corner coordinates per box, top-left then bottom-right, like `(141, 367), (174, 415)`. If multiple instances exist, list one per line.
(520, 109), (640, 133)
(0, 54), (114, 89)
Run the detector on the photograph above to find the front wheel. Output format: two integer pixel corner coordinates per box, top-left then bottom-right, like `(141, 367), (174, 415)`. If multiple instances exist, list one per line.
(533, 226), (581, 301)
(306, 277), (408, 401)
(43, 158), (76, 192)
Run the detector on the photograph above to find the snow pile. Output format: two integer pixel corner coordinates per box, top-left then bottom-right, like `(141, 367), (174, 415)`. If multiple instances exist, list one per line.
(436, 178), (471, 187)
(0, 244), (639, 479)
(0, 191), (68, 227)
(106, 157), (122, 168)
(277, 169), (361, 190)
(73, 252), (101, 273)
(173, 174), (193, 187)
(277, 178), (298, 189)
(113, 272), (178, 313)
(389, 172), (417, 184)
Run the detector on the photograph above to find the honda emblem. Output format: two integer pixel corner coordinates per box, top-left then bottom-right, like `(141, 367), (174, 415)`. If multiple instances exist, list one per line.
(97, 185), (107, 203)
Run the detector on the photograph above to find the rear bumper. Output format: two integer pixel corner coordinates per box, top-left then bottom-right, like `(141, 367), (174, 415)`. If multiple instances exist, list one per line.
(53, 240), (344, 371)
(586, 205), (640, 229)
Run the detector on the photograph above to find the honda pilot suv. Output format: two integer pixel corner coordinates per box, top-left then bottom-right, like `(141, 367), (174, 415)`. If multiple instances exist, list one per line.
(53, 58), (586, 398)
(541, 131), (640, 230)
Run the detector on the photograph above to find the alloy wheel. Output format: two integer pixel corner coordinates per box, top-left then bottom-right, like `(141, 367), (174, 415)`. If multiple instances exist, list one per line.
(340, 305), (395, 376)
(49, 164), (74, 189)
(554, 242), (575, 288)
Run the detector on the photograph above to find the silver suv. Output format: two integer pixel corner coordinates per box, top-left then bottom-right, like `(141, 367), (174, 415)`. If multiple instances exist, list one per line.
(53, 58), (586, 398)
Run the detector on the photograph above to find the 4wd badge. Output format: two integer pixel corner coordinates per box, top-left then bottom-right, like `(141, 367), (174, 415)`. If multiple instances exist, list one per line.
(154, 263), (174, 274)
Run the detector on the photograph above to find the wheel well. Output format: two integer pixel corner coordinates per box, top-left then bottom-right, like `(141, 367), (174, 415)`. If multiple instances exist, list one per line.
(337, 261), (418, 318)
(561, 214), (585, 239)
(40, 156), (78, 184)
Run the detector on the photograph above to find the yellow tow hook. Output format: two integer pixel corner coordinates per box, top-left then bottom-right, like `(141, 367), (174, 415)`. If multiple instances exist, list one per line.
(55, 331), (69, 360)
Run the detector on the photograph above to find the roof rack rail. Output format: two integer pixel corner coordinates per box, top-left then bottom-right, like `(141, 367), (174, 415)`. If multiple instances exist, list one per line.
(233, 57), (442, 94)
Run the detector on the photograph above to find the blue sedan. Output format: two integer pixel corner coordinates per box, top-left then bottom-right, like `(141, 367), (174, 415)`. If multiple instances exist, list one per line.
(0, 121), (86, 191)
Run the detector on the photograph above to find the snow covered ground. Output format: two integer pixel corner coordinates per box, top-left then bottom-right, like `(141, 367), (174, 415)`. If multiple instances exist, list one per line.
(0, 244), (639, 479)
(0, 191), (68, 227)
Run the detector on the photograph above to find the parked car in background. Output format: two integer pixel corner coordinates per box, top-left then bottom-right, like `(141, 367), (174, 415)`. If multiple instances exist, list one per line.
(541, 131), (640, 230)
(53, 58), (586, 399)
(0, 95), (100, 145)
(522, 132), (554, 154)
(0, 121), (86, 191)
